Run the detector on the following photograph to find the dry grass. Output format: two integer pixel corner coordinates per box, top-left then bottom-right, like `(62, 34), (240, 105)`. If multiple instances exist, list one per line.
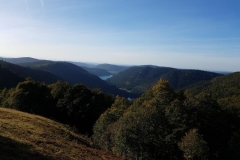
(0, 107), (124, 160)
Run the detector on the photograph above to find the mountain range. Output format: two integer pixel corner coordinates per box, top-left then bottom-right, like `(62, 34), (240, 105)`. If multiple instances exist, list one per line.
(0, 57), (236, 98)
(0, 59), (136, 98)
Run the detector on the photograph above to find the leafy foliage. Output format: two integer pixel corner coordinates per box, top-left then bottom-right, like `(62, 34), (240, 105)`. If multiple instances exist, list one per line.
(6, 78), (54, 116)
(178, 128), (209, 160)
(1, 61), (240, 159)
(92, 96), (131, 150)
(93, 79), (240, 159)
(0, 79), (114, 135)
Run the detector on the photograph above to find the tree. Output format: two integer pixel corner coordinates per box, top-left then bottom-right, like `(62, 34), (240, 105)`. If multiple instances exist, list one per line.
(111, 80), (178, 159)
(49, 81), (70, 101)
(92, 96), (130, 150)
(229, 130), (240, 159)
(178, 128), (209, 160)
(8, 78), (54, 117)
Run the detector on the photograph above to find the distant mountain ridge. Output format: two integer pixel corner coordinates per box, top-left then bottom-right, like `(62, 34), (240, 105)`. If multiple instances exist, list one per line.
(0, 57), (39, 64)
(36, 62), (136, 97)
(15, 59), (113, 77)
(1, 59), (136, 98)
(0, 57), (227, 97)
(107, 65), (222, 94)
(0, 64), (24, 89)
(0, 60), (62, 89)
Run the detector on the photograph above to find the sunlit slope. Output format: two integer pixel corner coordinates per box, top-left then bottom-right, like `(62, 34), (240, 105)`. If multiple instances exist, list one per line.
(0, 107), (122, 160)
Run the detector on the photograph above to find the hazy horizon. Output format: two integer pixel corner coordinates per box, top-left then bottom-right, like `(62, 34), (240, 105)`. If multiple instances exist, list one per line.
(1, 0), (240, 72)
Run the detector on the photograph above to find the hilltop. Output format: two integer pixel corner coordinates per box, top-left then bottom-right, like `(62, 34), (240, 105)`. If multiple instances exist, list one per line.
(0, 57), (39, 64)
(0, 107), (124, 160)
(107, 65), (222, 94)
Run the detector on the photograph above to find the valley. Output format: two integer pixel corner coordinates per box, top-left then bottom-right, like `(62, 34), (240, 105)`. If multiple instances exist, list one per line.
(0, 57), (239, 159)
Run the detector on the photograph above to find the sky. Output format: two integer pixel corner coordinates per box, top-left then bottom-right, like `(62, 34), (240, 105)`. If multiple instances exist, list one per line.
(0, 0), (240, 72)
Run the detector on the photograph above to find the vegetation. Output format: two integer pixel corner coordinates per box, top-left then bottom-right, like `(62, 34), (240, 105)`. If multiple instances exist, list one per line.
(1, 57), (240, 159)
(0, 60), (62, 88)
(0, 60), (137, 98)
(186, 72), (240, 99)
(0, 107), (123, 160)
(107, 66), (222, 94)
(0, 65), (24, 89)
(0, 79), (115, 135)
(185, 72), (240, 114)
(92, 79), (240, 159)
(178, 128), (209, 160)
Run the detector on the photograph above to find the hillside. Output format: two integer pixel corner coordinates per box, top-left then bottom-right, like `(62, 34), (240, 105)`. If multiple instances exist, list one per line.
(0, 60), (136, 98)
(0, 61), (62, 88)
(185, 72), (240, 99)
(18, 60), (57, 68)
(38, 62), (136, 97)
(92, 79), (240, 159)
(0, 107), (123, 160)
(107, 66), (222, 94)
(0, 65), (24, 89)
(18, 60), (112, 77)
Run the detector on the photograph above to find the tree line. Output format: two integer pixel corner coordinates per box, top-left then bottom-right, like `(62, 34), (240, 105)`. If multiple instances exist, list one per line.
(1, 78), (240, 159)
(0, 78), (114, 135)
(92, 80), (240, 159)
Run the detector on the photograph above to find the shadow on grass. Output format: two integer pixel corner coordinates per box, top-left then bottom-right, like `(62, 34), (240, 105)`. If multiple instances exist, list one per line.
(0, 136), (53, 160)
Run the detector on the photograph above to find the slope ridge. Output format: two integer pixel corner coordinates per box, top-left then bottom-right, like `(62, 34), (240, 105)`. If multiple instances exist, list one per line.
(0, 60), (62, 86)
(0, 107), (123, 160)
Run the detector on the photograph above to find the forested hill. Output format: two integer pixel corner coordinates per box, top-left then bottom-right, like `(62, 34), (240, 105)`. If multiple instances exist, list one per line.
(16, 60), (112, 77)
(185, 72), (240, 103)
(0, 60), (136, 97)
(20, 61), (137, 98)
(0, 61), (62, 89)
(106, 65), (222, 94)
(92, 79), (240, 159)
(0, 65), (24, 89)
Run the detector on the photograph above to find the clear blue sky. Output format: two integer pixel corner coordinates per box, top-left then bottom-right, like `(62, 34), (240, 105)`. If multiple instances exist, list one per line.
(0, 0), (240, 71)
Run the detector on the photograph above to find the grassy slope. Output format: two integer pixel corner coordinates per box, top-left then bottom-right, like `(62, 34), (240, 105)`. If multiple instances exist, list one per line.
(0, 107), (123, 160)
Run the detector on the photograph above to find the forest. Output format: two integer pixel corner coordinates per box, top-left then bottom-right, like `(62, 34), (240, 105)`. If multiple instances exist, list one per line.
(106, 65), (222, 95)
(0, 71), (240, 159)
